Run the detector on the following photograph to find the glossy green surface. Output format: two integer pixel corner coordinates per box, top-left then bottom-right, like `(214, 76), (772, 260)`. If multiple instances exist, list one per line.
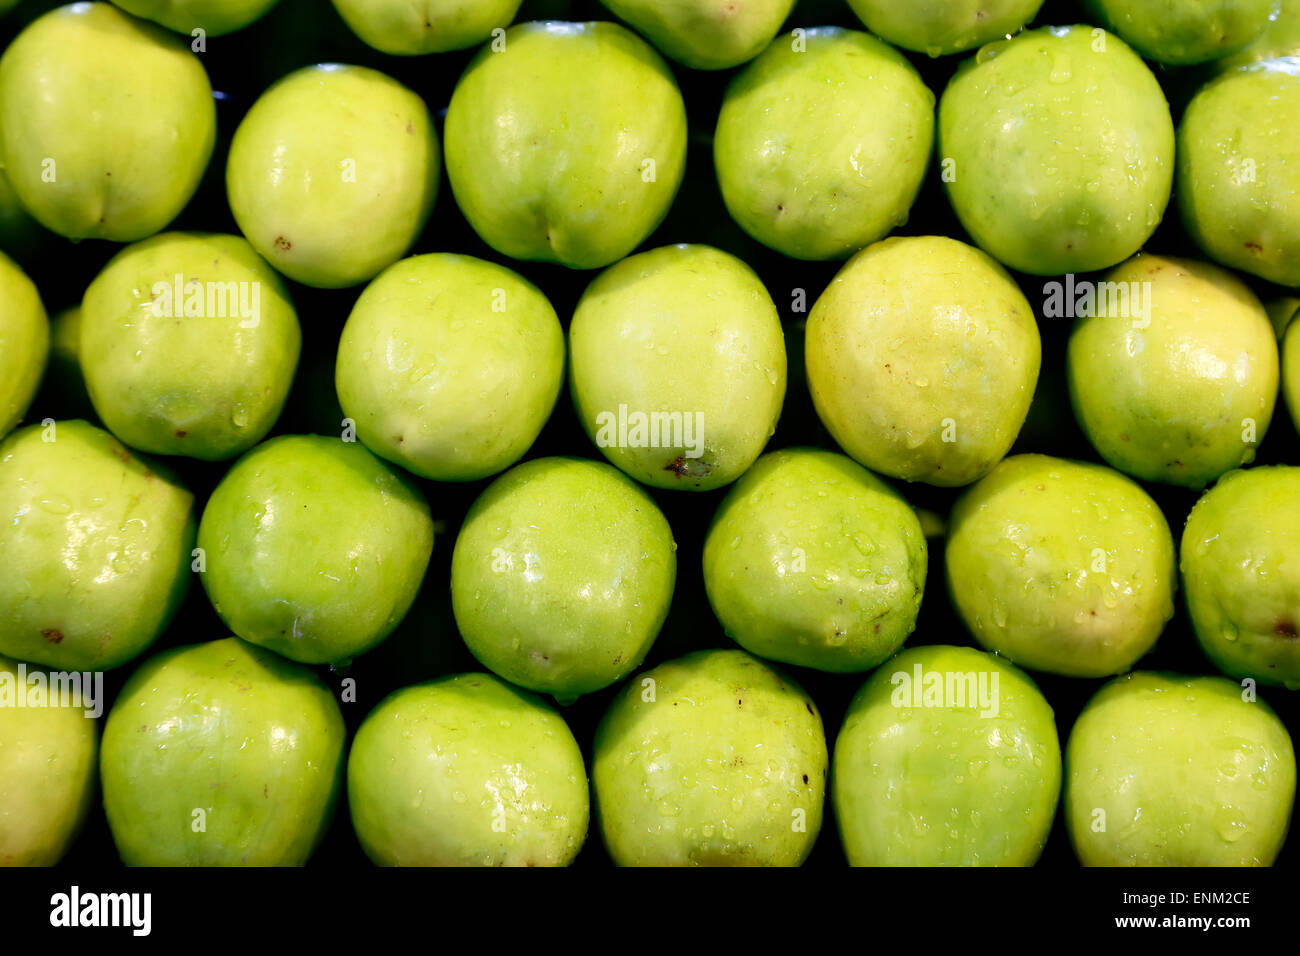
(714, 28), (934, 260)
(227, 63), (439, 288)
(1182, 467), (1300, 689)
(946, 454), (1177, 677)
(569, 244), (786, 491)
(101, 637), (345, 866)
(806, 236), (1040, 486)
(938, 25), (1174, 275)
(336, 253), (564, 482)
(0, 420), (194, 671)
(600, 0), (796, 69)
(1087, 0), (1275, 64)
(348, 673), (588, 866)
(113, 0), (283, 35)
(443, 21), (687, 270)
(1067, 254), (1278, 488)
(0, 3), (215, 241)
(450, 457), (675, 702)
(703, 448), (926, 673)
(833, 645), (1061, 866)
(197, 435), (433, 665)
(592, 648), (826, 866)
(331, 0), (523, 53)
(0, 251), (46, 440)
(1178, 58), (1300, 287)
(1066, 672), (1295, 866)
(1210, 0), (1300, 72)
(0, 654), (98, 866)
(846, 0), (1044, 55)
(80, 232), (301, 461)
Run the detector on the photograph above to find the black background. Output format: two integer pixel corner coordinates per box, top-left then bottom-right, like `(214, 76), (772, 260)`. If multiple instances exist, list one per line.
(2, 0), (1298, 883)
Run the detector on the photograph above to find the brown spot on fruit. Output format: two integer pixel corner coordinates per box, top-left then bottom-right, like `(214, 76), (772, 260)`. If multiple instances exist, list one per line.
(802, 774), (809, 784)
(41, 628), (63, 644)
(175, 430), (187, 438)
(1275, 619), (1298, 638)
(1245, 242), (1263, 254)
(275, 236), (292, 251)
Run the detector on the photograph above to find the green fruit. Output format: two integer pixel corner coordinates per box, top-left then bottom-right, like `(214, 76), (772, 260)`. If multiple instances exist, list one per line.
(101, 637), (345, 866)
(1178, 58), (1300, 287)
(946, 454), (1177, 677)
(0, 251), (47, 440)
(1182, 467), (1300, 688)
(714, 28), (934, 260)
(938, 25), (1174, 275)
(44, 308), (92, 419)
(0, 421), (194, 671)
(1284, 313), (1300, 432)
(833, 645), (1061, 866)
(569, 244), (786, 491)
(331, 0), (523, 53)
(1065, 672), (1295, 866)
(335, 253), (564, 482)
(599, 0), (796, 69)
(0, 166), (48, 259)
(450, 457), (675, 702)
(227, 64), (440, 288)
(348, 673), (588, 866)
(0, 654), (98, 866)
(80, 232), (301, 461)
(1211, 0), (1300, 73)
(444, 21), (687, 270)
(703, 448), (926, 673)
(113, 0), (283, 35)
(592, 648), (826, 866)
(0, 3), (215, 242)
(806, 236), (1040, 486)
(1067, 254), (1277, 489)
(197, 436), (432, 666)
(1086, 0), (1275, 65)
(846, 0), (1044, 55)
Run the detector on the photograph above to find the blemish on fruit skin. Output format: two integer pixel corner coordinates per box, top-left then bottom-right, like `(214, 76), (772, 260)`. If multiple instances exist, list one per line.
(41, 628), (63, 644)
(274, 236), (292, 251)
(175, 430), (187, 438)
(1275, 619), (1298, 638)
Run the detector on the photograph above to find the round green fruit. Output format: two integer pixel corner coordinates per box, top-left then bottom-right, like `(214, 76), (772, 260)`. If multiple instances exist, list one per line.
(227, 63), (440, 288)
(833, 645), (1061, 866)
(0, 655), (98, 866)
(331, 0), (523, 54)
(197, 435), (433, 666)
(1067, 254), (1277, 489)
(593, 648), (826, 866)
(0, 251), (46, 440)
(113, 0), (283, 35)
(0, 420), (194, 671)
(80, 232), (301, 461)
(450, 457), (675, 703)
(444, 21), (687, 270)
(703, 448), (926, 673)
(714, 28), (934, 260)
(1086, 0), (1275, 65)
(1211, 0), (1300, 73)
(336, 253), (564, 482)
(1284, 313), (1300, 433)
(1065, 672), (1295, 866)
(806, 235), (1040, 486)
(946, 454), (1177, 677)
(1182, 466), (1300, 689)
(846, 0), (1044, 55)
(1178, 58), (1300, 287)
(348, 673), (588, 866)
(938, 25), (1174, 275)
(0, 2), (215, 241)
(101, 637), (345, 866)
(599, 0), (795, 69)
(569, 244), (786, 491)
